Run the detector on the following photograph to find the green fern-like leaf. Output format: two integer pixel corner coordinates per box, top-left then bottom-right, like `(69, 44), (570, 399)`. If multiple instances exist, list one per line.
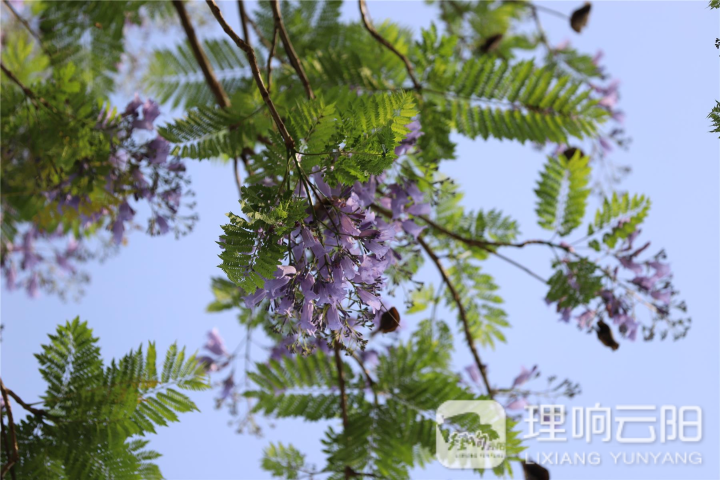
(587, 192), (651, 249)
(146, 38), (247, 108)
(535, 150), (591, 236)
(261, 443), (308, 479)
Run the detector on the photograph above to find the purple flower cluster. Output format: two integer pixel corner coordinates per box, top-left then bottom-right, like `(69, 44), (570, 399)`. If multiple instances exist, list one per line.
(108, 95), (193, 244)
(196, 328), (237, 402)
(1, 226), (87, 298)
(1, 95), (194, 299)
(241, 173), (429, 348)
(549, 229), (683, 343)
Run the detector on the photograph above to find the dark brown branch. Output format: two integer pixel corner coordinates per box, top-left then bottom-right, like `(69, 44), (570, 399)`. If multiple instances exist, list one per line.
(173, 1), (257, 184)
(358, 0), (422, 90)
(266, 26), (278, 92)
(4, 389), (50, 419)
(269, 0), (315, 100)
(236, 0), (252, 47)
(333, 343), (349, 428)
(173, 0), (231, 108)
(2, 0), (46, 54)
(416, 236), (494, 399)
(0, 62), (58, 115)
(417, 214), (570, 252)
(0, 380), (19, 479)
(206, 0), (295, 150)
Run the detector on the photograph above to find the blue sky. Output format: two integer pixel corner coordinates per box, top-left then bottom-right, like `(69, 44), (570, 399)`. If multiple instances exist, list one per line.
(2, 1), (718, 479)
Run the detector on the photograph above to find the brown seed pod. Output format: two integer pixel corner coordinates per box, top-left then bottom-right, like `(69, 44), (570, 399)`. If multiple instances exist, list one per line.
(595, 319), (619, 351)
(562, 147), (586, 159)
(522, 461), (550, 480)
(480, 33), (504, 53)
(570, 2), (592, 33)
(379, 307), (401, 333)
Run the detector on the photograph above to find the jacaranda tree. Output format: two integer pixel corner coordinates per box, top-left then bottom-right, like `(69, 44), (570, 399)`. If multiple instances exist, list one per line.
(1, 0), (704, 478)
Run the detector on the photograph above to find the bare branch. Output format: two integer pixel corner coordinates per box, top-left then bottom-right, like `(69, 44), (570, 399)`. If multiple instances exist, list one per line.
(416, 236), (494, 399)
(269, 0), (315, 100)
(206, 0), (296, 150)
(358, 0), (422, 90)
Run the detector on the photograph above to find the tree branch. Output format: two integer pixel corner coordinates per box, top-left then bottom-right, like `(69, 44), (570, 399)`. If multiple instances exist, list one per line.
(269, 0), (315, 100)
(416, 236), (494, 399)
(173, 0), (231, 108)
(174, 0), (254, 188)
(206, 0), (295, 150)
(333, 342), (351, 480)
(266, 26), (278, 92)
(4, 388), (50, 418)
(417, 213), (570, 252)
(0, 62), (58, 115)
(0, 379), (19, 479)
(358, 0), (422, 90)
(236, 0), (252, 46)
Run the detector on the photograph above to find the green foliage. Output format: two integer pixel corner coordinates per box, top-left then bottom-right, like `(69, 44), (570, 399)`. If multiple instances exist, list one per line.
(587, 192), (651, 250)
(548, 47), (604, 80)
(5, 318), (208, 479)
(447, 261), (510, 348)
(245, 348), (353, 420)
(37, 1), (145, 96)
(708, 100), (720, 137)
(261, 443), (309, 479)
(535, 150), (591, 236)
(546, 258), (604, 309)
(158, 97), (271, 160)
(146, 38), (248, 108)
(429, 57), (608, 143)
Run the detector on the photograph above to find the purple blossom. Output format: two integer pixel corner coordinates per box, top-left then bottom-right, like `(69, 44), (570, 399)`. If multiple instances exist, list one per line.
(204, 328), (228, 356)
(512, 365), (538, 388)
(394, 120), (423, 156)
(401, 219), (425, 239)
(147, 136), (170, 164)
(507, 398), (529, 411)
(132, 98), (161, 130)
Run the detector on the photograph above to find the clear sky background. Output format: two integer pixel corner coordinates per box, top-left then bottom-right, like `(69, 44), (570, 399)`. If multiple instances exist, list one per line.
(2, 1), (718, 479)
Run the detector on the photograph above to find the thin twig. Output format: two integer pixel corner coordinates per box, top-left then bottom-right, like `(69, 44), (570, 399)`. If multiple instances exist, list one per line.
(266, 26), (278, 92)
(333, 342), (352, 480)
(2, 0), (51, 60)
(236, 0), (252, 47)
(492, 250), (547, 283)
(0, 380), (19, 478)
(269, 0), (315, 100)
(417, 213), (571, 252)
(348, 351), (378, 406)
(232, 157), (243, 197)
(358, 0), (422, 90)
(416, 236), (494, 399)
(206, 0), (295, 150)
